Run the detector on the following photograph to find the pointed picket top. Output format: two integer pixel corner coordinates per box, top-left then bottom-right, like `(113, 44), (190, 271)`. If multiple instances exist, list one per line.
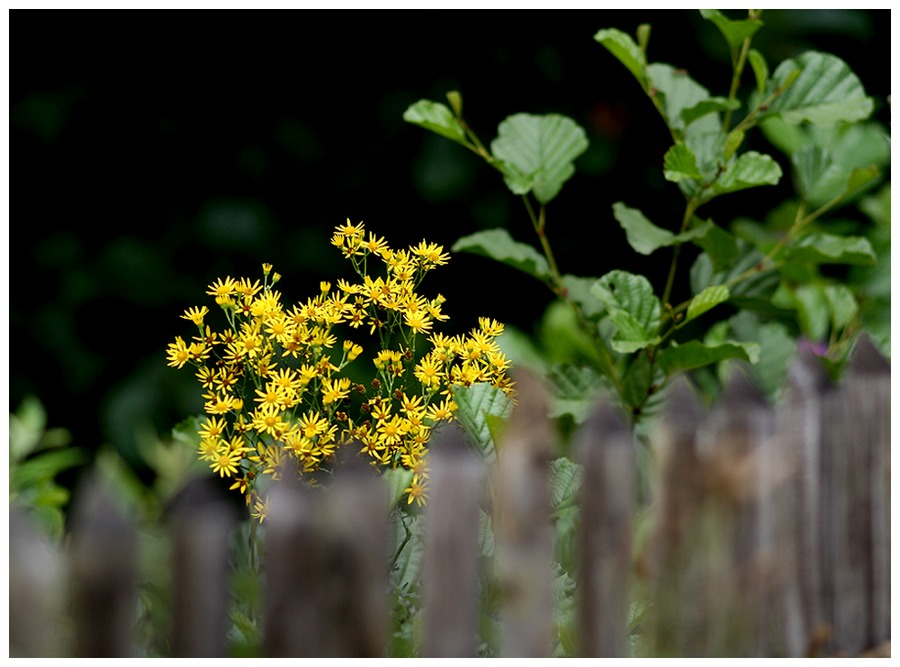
(845, 332), (890, 378)
(659, 374), (706, 441)
(785, 342), (832, 402)
(719, 364), (770, 412)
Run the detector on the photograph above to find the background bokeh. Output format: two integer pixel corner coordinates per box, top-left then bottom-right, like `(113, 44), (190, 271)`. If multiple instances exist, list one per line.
(11, 9), (890, 479)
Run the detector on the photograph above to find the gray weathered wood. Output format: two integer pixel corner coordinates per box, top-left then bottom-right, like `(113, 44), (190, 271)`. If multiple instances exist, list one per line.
(493, 370), (555, 657)
(263, 455), (389, 657)
(576, 397), (634, 657)
(68, 477), (138, 657)
(421, 423), (485, 657)
(9, 509), (67, 657)
(168, 477), (237, 657)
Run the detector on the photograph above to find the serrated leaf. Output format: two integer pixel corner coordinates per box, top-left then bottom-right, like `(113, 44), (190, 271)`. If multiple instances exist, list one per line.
(491, 113), (589, 204)
(547, 363), (611, 423)
(704, 151), (782, 201)
(760, 51), (874, 127)
(403, 99), (468, 144)
(607, 310), (662, 353)
(452, 228), (550, 281)
(592, 270), (661, 334)
(685, 284), (730, 323)
(658, 340), (760, 375)
(594, 27), (646, 88)
(549, 457), (582, 513)
(700, 9), (763, 52)
(451, 383), (514, 462)
(662, 142), (702, 182)
(748, 48), (769, 95)
(784, 232), (876, 266)
(592, 271), (662, 353)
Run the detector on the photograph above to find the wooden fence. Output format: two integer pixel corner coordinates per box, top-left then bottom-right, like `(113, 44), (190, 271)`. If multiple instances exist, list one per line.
(9, 337), (890, 657)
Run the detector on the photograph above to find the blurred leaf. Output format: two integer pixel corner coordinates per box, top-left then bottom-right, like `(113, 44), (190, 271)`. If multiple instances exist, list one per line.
(727, 311), (797, 397)
(824, 283), (858, 332)
(783, 232), (876, 266)
(491, 113), (589, 204)
(748, 48), (769, 95)
(685, 285), (730, 323)
(451, 383), (514, 462)
(13, 448), (87, 491)
(452, 228), (550, 281)
(403, 99), (468, 144)
(658, 339), (760, 374)
(681, 97), (741, 127)
(700, 9), (763, 52)
(560, 274), (607, 320)
(546, 363), (611, 423)
(688, 218), (740, 273)
(760, 51), (874, 126)
(549, 457), (582, 514)
(594, 27), (647, 87)
(647, 63), (717, 135)
(384, 468), (415, 510)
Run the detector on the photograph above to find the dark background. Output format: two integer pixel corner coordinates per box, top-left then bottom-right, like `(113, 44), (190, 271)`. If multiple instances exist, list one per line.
(11, 9), (890, 474)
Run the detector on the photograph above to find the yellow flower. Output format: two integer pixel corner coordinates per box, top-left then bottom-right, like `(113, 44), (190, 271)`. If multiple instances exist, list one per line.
(166, 336), (192, 368)
(321, 377), (351, 405)
(181, 306), (209, 326)
(198, 416), (228, 441)
(404, 474), (429, 507)
(478, 317), (505, 337)
(251, 403), (286, 438)
(210, 446), (241, 477)
(207, 277), (238, 303)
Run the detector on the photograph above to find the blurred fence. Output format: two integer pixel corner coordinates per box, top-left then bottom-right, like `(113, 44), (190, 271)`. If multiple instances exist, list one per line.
(9, 338), (890, 657)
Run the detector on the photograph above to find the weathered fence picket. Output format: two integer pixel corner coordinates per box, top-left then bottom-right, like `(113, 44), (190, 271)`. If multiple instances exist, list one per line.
(8, 337), (891, 658)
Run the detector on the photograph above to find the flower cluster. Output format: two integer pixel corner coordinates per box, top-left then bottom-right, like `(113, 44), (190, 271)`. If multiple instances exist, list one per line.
(167, 221), (513, 518)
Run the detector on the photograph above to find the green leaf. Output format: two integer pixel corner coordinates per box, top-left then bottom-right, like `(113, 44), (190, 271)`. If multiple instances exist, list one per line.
(490, 113), (589, 204)
(700, 9), (763, 52)
(612, 201), (712, 257)
(681, 97), (741, 127)
(723, 129), (745, 160)
(592, 271), (661, 352)
(451, 382), (514, 462)
(727, 312), (796, 397)
(612, 202), (674, 254)
(383, 468), (415, 509)
(784, 232), (876, 266)
(824, 283), (858, 332)
(793, 145), (844, 203)
(403, 99), (468, 144)
(662, 142), (702, 182)
(688, 218), (740, 273)
(760, 51), (874, 127)
(748, 48), (769, 95)
(647, 63), (717, 135)
(594, 28), (646, 88)
(559, 274), (606, 320)
(547, 364), (611, 423)
(685, 285), (730, 323)
(549, 457), (582, 514)
(658, 340), (760, 375)
(704, 151), (782, 201)
(452, 228), (551, 281)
